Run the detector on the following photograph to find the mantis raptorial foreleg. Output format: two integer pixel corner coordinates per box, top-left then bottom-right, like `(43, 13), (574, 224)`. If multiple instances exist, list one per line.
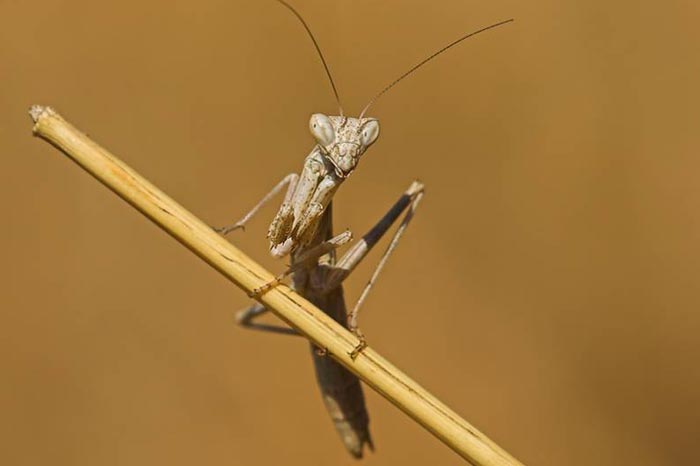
(250, 229), (352, 296)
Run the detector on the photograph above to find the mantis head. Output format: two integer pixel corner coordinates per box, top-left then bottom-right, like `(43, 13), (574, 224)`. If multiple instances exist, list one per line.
(277, 0), (510, 177)
(309, 114), (380, 178)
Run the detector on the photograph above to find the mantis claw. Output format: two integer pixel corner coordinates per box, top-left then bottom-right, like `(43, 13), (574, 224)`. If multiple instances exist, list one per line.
(349, 334), (368, 360)
(247, 278), (282, 298)
(213, 223), (245, 235)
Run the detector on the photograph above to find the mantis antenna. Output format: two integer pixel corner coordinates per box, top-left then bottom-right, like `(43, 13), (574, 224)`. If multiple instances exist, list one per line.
(359, 18), (514, 119)
(274, 0), (344, 116)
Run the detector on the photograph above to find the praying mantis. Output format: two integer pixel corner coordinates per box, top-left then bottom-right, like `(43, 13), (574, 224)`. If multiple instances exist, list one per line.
(216, 0), (512, 458)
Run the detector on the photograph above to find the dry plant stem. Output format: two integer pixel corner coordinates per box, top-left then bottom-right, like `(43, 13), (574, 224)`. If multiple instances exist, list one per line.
(29, 105), (524, 466)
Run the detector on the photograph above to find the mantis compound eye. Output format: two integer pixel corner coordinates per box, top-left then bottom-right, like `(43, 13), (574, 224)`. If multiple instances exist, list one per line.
(309, 113), (335, 146)
(360, 119), (380, 147)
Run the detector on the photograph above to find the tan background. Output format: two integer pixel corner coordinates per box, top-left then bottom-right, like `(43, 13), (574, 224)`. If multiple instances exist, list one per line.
(2, 1), (699, 465)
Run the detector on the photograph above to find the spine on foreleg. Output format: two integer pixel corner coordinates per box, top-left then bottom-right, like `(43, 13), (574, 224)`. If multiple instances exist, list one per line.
(311, 346), (374, 458)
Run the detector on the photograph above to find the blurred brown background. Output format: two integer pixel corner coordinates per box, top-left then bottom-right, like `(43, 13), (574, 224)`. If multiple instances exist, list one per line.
(2, 1), (699, 465)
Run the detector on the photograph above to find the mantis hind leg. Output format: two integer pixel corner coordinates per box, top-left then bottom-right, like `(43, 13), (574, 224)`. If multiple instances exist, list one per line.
(235, 302), (299, 336)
